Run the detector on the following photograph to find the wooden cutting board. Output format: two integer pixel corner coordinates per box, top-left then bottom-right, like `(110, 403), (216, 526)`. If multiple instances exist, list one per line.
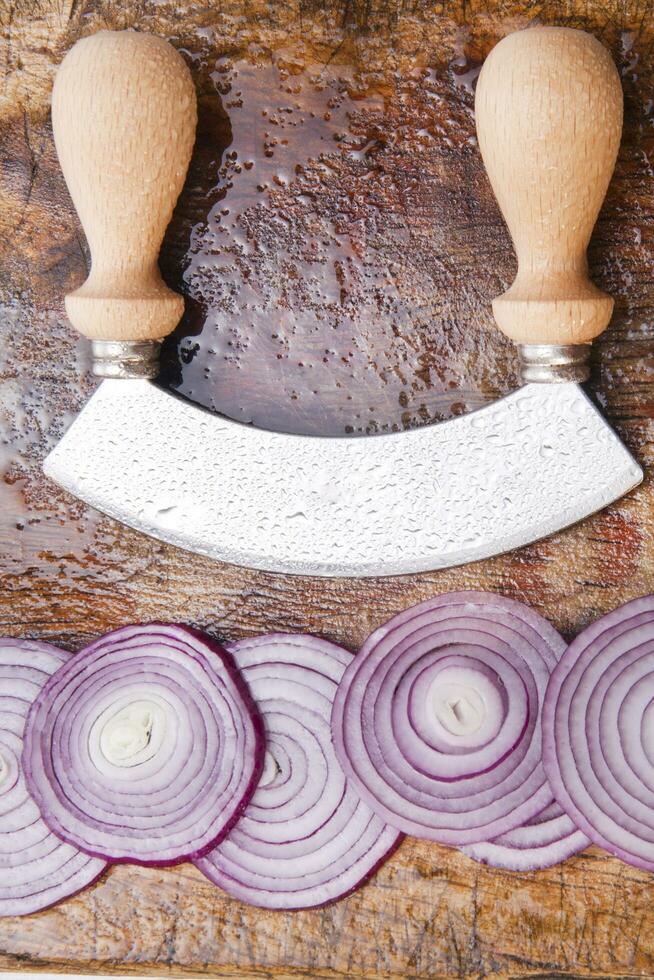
(1, 1), (654, 976)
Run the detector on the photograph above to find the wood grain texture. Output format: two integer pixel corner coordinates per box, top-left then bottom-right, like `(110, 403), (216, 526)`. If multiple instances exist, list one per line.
(1, 0), (654, 977)
(476, 27), (622, 346)
(53, 31), (196, 343)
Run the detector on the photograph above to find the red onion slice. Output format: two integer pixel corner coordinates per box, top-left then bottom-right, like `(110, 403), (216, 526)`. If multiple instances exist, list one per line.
(461, 801), (589, 870)
(23, 625), (264, 866)
(195, 634), (401, 909)
(332, 592), (566, 844)
(543, 595), (654, 871)
(1, 638), (106, 916)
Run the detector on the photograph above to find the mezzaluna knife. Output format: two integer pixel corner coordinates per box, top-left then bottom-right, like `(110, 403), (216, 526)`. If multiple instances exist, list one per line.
(44, 27), (642, 576)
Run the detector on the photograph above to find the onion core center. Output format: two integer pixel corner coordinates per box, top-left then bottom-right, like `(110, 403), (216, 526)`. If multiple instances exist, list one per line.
(431, 681), (486, 736)
(98, 699), (162, 767)
(259, 749), (282, 787)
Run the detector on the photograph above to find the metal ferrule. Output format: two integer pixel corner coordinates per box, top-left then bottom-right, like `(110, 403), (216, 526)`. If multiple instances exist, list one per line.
(519, 344), (591, 384)
(91, 340), (162, 379)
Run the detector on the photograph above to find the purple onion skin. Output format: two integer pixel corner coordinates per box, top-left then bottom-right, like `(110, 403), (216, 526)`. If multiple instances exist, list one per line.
(126, 625), (265, 867)
(332, 591), (566, 845)
(222, 832), (404, 913)
(460, 802), (590, 871)
(179, 625), (266, 860)
(542, 596), (654, 872)
(0, 638), (108, 916)
(196, 633), (402, 910)
(175, 626), (265, 865)
(23, 623), (265, 868)
(281, 835), (403, 912)
(11, 864), (108, 918)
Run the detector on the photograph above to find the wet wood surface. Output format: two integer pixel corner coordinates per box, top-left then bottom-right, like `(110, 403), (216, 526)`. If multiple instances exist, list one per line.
(1, 0), (654, 977)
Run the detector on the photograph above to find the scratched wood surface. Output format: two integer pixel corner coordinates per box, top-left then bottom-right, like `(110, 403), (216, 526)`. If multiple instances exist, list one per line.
(1, 0), (654, 977)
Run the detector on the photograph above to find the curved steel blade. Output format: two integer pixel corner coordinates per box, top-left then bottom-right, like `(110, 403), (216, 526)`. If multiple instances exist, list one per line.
(44, 380), (642, 577)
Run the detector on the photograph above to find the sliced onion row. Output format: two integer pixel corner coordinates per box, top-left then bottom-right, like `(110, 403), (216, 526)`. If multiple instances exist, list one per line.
(331, 592), (567, 845)
(195, 634), (401, 908)
(543, 596), (654, 871)
(22, 587), (654, 916)
(23, 624), (264, 866)
(0, 639), (107, 916)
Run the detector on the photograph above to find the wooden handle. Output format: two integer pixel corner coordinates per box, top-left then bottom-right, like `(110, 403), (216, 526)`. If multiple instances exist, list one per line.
(475, 27), (623, 346)
(52, 31), (197, 343)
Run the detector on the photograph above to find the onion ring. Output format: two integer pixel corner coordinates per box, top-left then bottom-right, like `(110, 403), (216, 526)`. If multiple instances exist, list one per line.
(195, 634), (401, 908)
(23, 624), (263, 866)
(461, 800), (589, 870)
(1, 638), (106, 915)
(543, 595), (654, 870)
(331, 592), (566, 844)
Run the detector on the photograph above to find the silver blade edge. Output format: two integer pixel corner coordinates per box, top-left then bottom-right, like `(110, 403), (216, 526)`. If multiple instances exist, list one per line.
(43, 381), (643, 577)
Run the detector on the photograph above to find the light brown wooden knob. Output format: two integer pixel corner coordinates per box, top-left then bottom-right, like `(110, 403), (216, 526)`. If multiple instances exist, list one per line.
(475, 27), (623, 348)
(52, 31), (197, 352)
